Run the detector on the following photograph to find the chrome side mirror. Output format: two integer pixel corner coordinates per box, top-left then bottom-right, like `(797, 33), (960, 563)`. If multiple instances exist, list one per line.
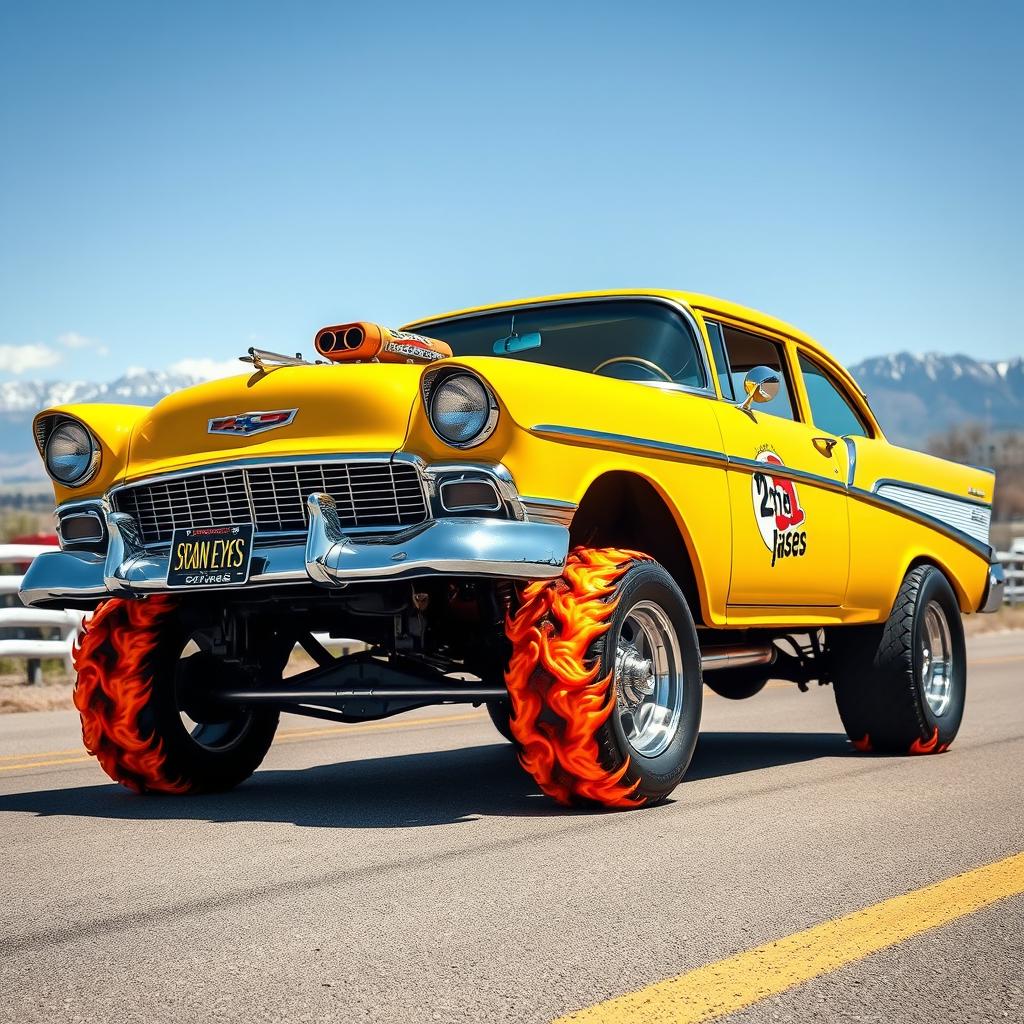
(740, 365), (781, 411)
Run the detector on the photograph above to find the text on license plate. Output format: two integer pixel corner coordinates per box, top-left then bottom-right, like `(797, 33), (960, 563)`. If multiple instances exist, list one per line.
(167, 524), (254, 587)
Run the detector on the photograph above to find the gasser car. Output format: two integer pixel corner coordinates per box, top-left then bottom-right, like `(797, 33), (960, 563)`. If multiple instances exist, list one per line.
(21, 291), (1004, 807)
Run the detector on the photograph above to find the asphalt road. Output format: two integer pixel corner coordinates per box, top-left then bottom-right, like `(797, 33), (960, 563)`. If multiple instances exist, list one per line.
(1, 632), (1022, 1024)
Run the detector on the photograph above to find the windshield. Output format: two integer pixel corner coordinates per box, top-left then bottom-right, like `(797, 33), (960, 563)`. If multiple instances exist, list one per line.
(412, 299), (708, 390)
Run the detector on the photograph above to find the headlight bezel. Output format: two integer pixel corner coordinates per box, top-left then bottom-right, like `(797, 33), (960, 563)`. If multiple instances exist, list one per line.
(424, 369), (499, 450)
(42, 417), (102, 487)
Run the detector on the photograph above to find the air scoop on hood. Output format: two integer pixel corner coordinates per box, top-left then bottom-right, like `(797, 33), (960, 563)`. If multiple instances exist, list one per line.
(124, 362), (425, 482)
(315, 322), (452, 364)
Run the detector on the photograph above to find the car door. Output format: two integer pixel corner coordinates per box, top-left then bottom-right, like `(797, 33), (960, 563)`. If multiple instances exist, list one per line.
(703, 319), (851, 608)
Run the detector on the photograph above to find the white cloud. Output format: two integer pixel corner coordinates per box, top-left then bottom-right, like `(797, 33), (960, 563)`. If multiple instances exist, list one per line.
(58, 331), (110, 356)
(0, 343), (62, 374)
(169, 357), (246, 380)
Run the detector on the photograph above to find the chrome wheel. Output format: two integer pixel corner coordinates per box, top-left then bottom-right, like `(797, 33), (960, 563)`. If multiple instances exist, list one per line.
(920, 600), (953, 717)
(614, 600), (685, 757)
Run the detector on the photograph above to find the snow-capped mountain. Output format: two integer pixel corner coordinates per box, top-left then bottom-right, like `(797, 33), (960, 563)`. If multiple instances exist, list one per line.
(0, 369), (204, 480)
(847, 353), (1024, 446)
(0, 367), (201, 416)
(0, 354), (1021, 483)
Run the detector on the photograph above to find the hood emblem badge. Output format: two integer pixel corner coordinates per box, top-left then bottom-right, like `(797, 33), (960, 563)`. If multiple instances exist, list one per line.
(208, 409), (298, 436)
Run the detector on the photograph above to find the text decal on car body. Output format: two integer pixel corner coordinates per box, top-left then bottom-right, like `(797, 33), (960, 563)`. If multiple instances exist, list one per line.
(752, 447), (808, 567)
(208, 409), (298, 436)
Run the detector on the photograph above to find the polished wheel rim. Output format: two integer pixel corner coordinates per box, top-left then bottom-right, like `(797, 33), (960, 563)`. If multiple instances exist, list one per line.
(920, 600), (953, 717)
(614, 600), (684, 757)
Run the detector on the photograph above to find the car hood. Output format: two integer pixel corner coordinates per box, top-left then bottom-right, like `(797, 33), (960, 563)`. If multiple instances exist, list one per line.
(124, 363), (424, 481)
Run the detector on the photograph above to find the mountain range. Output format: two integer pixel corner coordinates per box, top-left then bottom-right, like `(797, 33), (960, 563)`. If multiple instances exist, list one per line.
(1, 354), (1022, 483)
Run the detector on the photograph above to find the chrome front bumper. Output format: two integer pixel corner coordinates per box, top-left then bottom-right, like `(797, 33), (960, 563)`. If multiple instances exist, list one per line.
(979, 561), (1006, 613)
(19, 492), (569, 607)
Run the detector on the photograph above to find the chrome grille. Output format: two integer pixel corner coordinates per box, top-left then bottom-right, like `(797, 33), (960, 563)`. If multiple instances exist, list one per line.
(112, 460), (428, 547)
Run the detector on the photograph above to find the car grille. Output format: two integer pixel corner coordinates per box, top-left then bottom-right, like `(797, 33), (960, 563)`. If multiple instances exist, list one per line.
(111, 460), (428, 547)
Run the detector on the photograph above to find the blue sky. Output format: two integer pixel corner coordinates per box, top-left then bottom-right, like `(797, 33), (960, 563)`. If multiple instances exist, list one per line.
(0, 1), (1020, 383)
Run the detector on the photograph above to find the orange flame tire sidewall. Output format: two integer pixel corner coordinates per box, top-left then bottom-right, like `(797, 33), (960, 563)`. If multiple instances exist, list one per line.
(72, 596), (191, 793)
(504, 546), (655, 808)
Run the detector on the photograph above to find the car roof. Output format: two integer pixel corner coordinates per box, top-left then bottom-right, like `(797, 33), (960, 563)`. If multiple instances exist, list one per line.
(404, 288), (873, 412)
(405, 287), (835, 367)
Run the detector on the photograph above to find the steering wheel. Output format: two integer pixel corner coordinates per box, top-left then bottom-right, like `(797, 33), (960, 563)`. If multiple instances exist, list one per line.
(592, 356), (674, 382)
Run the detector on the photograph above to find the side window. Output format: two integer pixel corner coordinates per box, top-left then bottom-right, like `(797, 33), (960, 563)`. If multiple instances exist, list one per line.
(703, 320), (736, 401)
(798, 353), (869, 438)
(721, 325), (795, 420)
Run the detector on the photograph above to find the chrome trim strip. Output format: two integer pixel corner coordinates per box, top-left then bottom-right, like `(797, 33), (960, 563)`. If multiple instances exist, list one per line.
(980, 562), (1005, 613)
(408, 294), (717, 399)
(843, 437), (857, 488)
(530, 424), (727, 466)
(727, 455), (847, 495)
(849, 486), (993, 560)
(107, 451), (398, 494)
(872, 477), (991, 509)
(520, 496), (578, 528)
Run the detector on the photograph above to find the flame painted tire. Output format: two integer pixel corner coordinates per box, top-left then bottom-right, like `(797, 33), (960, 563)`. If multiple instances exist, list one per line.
(505, 548), (702, 808)
(829, 564), (966, 754)
(73, 597), (282, 794)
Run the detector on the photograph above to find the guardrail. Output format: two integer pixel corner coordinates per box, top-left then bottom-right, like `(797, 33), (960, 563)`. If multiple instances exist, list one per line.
(0, 544), (84, 684)
(997, 539), (1024, 606)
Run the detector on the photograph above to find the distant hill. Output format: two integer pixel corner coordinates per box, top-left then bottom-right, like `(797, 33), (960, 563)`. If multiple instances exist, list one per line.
(0, 369), (201, 482)
(848, 353), (1024, 448)
(0, 354), (1021, 483)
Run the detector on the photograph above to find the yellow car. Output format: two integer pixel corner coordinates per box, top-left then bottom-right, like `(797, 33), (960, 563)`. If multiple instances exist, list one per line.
(21, 290), (1003, 807)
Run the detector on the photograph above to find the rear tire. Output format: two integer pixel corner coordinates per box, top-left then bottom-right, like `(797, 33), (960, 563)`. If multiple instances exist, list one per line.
(504, 547), (702, 808)
(73, 597), (282, 793)
(829, 564), (966, 754)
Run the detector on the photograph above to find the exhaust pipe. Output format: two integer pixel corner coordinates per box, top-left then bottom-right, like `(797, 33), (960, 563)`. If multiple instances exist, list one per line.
(700, 644), (776, 672)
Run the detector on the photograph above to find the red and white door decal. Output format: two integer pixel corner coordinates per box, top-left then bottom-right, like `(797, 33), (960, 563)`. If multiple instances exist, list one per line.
(751, 448), (808, 567)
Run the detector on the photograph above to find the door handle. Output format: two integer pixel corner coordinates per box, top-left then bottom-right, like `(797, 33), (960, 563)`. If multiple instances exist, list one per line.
(812, 437), (838, 457)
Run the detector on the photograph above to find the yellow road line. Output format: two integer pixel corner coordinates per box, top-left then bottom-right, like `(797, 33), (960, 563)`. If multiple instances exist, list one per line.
(0, 710), (486, 774)
(0, 746), (82, 762)
(0, 755), (92, 772)
(554, 851), (1024, 1024)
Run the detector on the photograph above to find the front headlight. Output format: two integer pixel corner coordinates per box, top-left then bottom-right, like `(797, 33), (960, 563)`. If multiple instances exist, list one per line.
(44, 420), (100, 486)
(427, 372), (498, 448)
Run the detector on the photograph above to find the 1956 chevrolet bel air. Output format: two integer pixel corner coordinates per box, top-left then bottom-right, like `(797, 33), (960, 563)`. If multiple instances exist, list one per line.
(20, 290), (1003, 807)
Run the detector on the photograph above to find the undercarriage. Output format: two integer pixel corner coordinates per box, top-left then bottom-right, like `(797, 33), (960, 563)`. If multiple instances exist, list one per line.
(173, 582), (833, 727)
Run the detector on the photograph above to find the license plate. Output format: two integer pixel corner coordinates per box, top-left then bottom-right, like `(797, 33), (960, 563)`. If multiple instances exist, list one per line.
(166, 524), (254, 588)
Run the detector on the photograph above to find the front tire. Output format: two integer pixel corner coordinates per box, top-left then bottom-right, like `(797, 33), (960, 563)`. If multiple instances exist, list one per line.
(829, 564), (966, 754)
(504, 547), (702, 808)
(73, 597), (281, 793)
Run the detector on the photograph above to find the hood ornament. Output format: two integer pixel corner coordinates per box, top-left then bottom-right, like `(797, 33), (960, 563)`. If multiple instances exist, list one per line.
(208, 409), (298, 436)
